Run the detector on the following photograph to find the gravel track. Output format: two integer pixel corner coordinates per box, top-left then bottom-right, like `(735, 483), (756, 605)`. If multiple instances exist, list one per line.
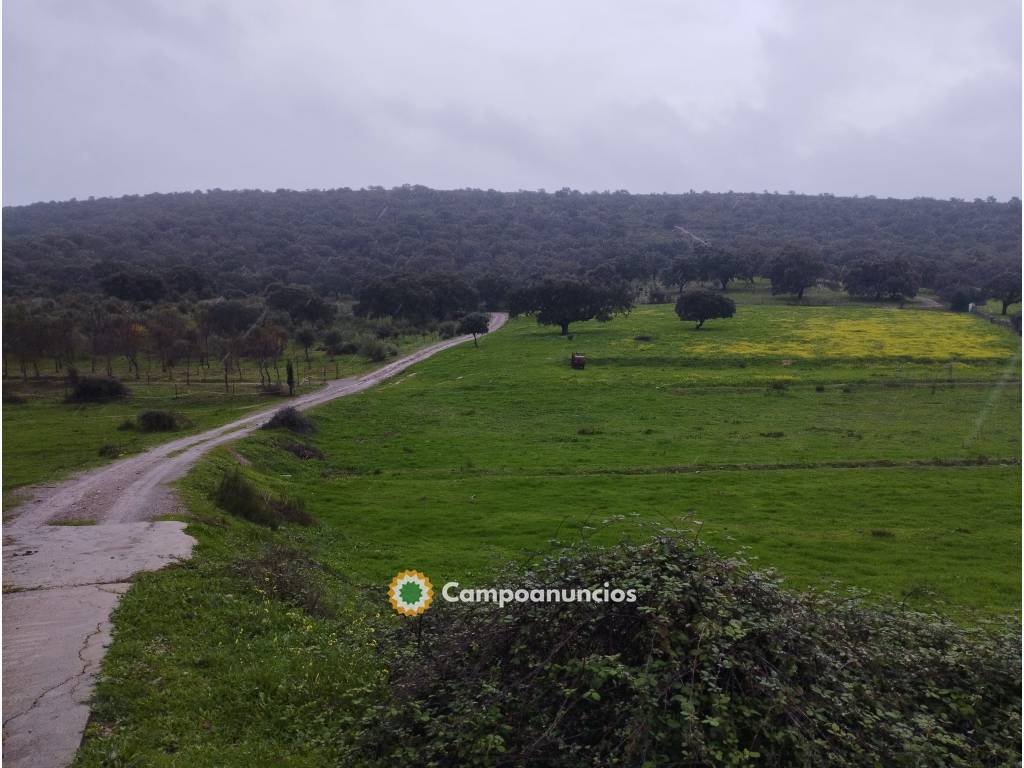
(2, 313), (507, 768)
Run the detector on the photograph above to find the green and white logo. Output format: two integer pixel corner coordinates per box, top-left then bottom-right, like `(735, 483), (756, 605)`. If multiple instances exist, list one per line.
(388, 570), (434, 616)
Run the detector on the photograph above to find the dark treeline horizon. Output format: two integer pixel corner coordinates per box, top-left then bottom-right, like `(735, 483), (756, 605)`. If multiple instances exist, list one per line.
(3, 182), (1020, 390)
(5, 183), (1022, 211)
(4, 184), (1020, 303)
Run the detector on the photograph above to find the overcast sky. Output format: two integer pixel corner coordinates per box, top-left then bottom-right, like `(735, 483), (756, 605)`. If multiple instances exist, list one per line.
(3, 0), (1021, 205)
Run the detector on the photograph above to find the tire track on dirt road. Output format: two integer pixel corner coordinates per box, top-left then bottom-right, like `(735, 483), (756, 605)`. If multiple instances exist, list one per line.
(2, 313), (507, 768)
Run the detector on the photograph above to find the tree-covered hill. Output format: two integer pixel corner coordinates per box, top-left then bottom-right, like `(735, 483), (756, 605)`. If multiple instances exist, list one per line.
(3, 186), (1020, 299)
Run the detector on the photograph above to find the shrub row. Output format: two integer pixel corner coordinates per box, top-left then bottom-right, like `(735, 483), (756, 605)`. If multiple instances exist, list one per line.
(351, 533), (1021, 767)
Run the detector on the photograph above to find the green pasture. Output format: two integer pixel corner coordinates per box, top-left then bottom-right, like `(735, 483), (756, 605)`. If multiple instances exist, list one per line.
(1, 334), (435, 497)
(70, 298), (1022, 766)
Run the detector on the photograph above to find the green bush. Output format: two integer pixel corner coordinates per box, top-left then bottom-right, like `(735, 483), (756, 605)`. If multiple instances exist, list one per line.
(213, 468), (280, 528)
(437, 320), (460, 339)
(263, 406), (316, 434)
(137, 410), (190, 432)
(66, 376), (129, 403)
(352, 534), (1021, 767)
(213, 468), (314, 529)
(374, 319), (400, 338)
(359, 336), (397, 362)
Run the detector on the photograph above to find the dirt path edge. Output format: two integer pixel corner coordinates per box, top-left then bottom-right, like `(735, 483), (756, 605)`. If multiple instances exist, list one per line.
(1, 313), (507, 768)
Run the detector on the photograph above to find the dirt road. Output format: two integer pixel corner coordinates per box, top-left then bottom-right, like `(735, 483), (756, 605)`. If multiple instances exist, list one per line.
(2, 313), (507, 768)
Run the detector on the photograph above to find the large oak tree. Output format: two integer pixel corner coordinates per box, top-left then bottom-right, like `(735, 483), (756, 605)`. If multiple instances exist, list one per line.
(508, 278), (633, 335)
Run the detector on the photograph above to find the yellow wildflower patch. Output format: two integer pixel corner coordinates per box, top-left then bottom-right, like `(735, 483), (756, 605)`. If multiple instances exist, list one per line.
(678, 307), (1016, 362)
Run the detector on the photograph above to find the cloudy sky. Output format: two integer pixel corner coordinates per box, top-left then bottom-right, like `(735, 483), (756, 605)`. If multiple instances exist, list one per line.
(3, 0), (1021, 205)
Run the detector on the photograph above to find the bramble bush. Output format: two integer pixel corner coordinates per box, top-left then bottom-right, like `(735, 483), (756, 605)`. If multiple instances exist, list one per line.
(352, 533), (1021, 767)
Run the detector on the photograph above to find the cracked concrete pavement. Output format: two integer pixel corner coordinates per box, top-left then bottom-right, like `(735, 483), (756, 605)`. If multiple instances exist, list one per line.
(2, 314), (506, 768)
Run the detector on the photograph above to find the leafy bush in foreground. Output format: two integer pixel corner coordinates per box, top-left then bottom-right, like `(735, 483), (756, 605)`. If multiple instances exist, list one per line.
(353, 534), (1021, 767)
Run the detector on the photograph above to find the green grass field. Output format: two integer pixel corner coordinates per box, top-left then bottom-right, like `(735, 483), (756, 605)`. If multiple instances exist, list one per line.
(73, 298), (1021, 765)
(2, 334), (436, 499)
(194, 302), (1020, 612)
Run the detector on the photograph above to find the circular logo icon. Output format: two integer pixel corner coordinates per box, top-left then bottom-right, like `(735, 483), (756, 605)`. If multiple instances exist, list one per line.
(388, 570), (434, 616)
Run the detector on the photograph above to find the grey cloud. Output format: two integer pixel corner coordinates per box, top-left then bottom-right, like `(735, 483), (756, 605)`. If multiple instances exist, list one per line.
(3, 0), (1020, 204)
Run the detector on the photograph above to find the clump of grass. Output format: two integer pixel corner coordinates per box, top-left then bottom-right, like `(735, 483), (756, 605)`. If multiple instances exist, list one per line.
(760, 431), (785, 438)
(232, 544), (333, 617)
(769, 380), (789, 391)
(577, 426), (603, 436)
(263, 406), (316, 434)
(282, 441), (325, 460)
(815, 384), (826, 392)
(97, 443), (123, 458)
(271, 495), (314, 526)
(116, 418), (136, 431)
(137, 410), (191, 432)
(870, 529), (895, 538)
(213, 468), (314, 529)
(634, 334), (653, 342)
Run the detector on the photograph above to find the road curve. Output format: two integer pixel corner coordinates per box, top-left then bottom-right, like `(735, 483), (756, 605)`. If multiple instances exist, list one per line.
(2, 312), (507, 768)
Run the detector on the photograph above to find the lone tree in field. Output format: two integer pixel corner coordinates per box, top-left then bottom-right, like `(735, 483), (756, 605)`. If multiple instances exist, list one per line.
(458, 312), (490, 347)
(286, 360), (295, 395)
(675, 289), (736, 329)
(767, 246), (826, 300)
(985, 266), (1022, 314)
(508, 278), (633, 336)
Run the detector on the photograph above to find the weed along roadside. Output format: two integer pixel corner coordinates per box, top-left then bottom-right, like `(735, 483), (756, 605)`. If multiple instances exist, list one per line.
(63, 300), (1021, 767)
(0, 316), (507, 768)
